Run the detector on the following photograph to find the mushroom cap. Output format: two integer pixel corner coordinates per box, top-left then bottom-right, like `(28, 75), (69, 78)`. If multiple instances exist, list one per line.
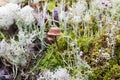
(47, 27), (61, 36)
(0, 0), (8, 6)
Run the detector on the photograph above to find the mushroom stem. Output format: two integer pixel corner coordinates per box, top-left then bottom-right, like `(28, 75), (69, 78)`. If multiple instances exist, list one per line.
(55, 36), (59, 51)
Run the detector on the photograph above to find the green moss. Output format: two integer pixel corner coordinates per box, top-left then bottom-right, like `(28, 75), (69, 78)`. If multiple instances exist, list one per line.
(0, 32), (10, 40)
(89, 23), (98, 35)
(90, 66), (110, 80)
(79, 28), (84, 36)
(104, 64), (120, 80)
(115, 36), (120, 65)
(58, 37), (68, 51)
(39, 44), (64, 70)
(78, 36), (94, 53)
(0, 33), (3, 40)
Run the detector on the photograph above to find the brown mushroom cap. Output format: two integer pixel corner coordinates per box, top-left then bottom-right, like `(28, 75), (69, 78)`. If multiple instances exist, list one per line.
(47, 27), (61, 36)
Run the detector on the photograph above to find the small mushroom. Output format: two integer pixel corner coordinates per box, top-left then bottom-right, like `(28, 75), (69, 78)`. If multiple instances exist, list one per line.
(46, 27), (61, 50)
(47, 27), (61, 36)
(46, 35), (55, 44)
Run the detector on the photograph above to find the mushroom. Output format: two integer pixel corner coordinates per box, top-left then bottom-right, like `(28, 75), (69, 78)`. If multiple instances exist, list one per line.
(46, 27), (61, 50)
(46, 35), (55, 44)
(47, 27), (61, 36)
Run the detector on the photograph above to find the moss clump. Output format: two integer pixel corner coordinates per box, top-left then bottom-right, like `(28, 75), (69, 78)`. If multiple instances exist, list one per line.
(58, 37), (68, 51)
(39, 44), (64, 70)
(104, 64), (120, 80)
(115, 36), (120, 65)
(78, 36), (94, 53)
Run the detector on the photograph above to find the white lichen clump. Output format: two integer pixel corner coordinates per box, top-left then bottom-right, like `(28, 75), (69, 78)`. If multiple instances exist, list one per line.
(0, 39), (27, 66)
(100, 52), (111, 60)
(0, 2), (36, 30)
(70, 0), (87, 23)
(0, 28), (39, 66)
(37, 68), (71, 80)
(0, 3), (20, 29)
(18, 5), (35, 25)
(0, 39), (10, 57)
